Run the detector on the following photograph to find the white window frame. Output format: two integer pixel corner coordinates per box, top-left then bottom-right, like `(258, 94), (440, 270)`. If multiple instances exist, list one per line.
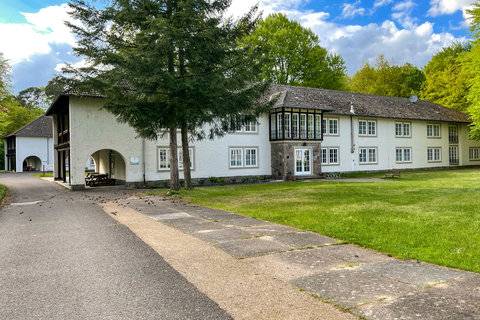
(427, 124), (441, 138)
(359, 147), (378, 164)
(359, 120), (377, 137)
(470, 147), (480, 161)
(229, 147), (244, 168)
(157, 146), (195, 171)
(323, 117), (339, 136)
(395, 147), (412, 163)
(229, 147), (259, 169)
(395, 122), (412, 138)
(234, 118), (258, 134)
(427, 147), (442, 163)
(244, 147), (259, 168)
(321, 147), (340, 165)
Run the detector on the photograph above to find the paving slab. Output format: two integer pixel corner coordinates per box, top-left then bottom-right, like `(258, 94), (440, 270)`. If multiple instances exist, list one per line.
(160, 217), (224, 234)
(293, 266), (418, 308)
(122, 195), (480, 320)
(150, 212), (192, 220)
(195, 227), (254, 243)
(272, 231), (339, 249)
(364, 289), (480, 320)
(219, 216), (272, 228)
(366, 260), (467, 287)
(216, 237), (292, 258)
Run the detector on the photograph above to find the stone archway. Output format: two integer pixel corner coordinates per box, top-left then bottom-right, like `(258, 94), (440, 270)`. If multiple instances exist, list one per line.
(23, 156), (42, 172)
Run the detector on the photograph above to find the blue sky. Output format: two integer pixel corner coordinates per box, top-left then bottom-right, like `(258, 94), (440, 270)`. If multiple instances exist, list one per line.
(0, 0), (475, 93)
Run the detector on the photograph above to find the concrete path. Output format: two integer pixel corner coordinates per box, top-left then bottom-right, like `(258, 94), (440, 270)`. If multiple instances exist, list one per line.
(0, 174), (231, 320)
(112, 193), (480, 320)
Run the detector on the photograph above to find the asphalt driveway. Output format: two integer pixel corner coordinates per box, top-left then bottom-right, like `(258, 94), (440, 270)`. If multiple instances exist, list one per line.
(0, 173), (231, 320)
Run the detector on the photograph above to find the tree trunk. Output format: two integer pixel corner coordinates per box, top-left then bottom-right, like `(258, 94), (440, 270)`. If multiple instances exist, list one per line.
(181, 124), (192, 190)
(169, 126), (180, 191)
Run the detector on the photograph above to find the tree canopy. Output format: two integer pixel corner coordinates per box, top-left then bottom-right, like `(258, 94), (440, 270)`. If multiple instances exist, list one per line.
(17, 86), (50, 110)
(241, 13), (347, 89)
(421, 43), (471, 112)
(463, 1), (480, 138)
(65, 0), (270, 189)
(349, 56), (425, 98)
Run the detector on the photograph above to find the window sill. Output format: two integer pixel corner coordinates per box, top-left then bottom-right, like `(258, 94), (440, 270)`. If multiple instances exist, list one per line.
(229, 166), (259, 169)
(427, 160), (442, 163)
(322, 163), (340, 166)
(395, 136), (412, 138)
(359, 162), (378, 165)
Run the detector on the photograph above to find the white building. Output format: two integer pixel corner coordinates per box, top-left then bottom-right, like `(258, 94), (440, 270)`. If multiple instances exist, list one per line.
(4, 116), (54, 172)
(45, 85), (480, 190)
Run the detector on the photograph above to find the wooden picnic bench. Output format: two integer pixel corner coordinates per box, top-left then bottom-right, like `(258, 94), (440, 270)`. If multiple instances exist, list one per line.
(85, 173), (116, 187)
(384, 170), (401, 179)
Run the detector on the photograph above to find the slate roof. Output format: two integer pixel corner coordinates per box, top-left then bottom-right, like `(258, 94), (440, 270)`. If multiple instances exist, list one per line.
(8, 116), (53, 138)
(270, 85), (470, 123)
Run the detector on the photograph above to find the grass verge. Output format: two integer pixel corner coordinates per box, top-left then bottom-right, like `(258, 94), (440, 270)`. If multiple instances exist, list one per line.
(148, 168), (480, 273)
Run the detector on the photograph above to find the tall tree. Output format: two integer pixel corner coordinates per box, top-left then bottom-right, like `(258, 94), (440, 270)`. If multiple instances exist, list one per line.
(464, 2), (480, 138)
(349, 56), (425, 98)
(17, 87), (50, 110)
(241, 13), (347, 89)
(421, 43), (471, 112)
(0, 53), (10, 100)
(66, 0), (269, 190)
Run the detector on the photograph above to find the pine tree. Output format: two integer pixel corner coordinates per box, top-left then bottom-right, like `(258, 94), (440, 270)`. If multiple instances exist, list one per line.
(65, 0), (270, 190)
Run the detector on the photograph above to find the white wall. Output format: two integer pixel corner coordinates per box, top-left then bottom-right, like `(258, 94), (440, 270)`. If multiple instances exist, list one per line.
(68, 97), (271, 186)
(15, 136), (54, 172)
(66, 96), (480, 186)
(321, 115), (480, 173)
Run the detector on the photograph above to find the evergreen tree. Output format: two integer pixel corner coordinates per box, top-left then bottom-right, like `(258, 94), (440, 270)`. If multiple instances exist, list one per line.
(65, 0), (269, 190)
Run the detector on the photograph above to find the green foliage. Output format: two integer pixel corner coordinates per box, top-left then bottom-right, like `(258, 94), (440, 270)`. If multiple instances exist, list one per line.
(421, 43), (471, 112)
(241, 13), (347, 89)
(0, 96), (44, 137)
(349, 56), (425, 97)
(0, 53), (10, 99)
(467, 2), (480, 39)
(463, 40), (480, 139)
(65, 0), (270, 140)
(17, 86), (50, 109)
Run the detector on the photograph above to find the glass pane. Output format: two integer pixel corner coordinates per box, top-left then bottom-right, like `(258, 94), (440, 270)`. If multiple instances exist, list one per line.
(304, 150), (310, 171)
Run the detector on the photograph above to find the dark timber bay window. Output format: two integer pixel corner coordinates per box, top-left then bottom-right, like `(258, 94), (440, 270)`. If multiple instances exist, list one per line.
(269, 108), (324, 141)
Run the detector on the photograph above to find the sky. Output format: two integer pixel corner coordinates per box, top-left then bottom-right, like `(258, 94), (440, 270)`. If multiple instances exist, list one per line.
(0, 0), (476, 93)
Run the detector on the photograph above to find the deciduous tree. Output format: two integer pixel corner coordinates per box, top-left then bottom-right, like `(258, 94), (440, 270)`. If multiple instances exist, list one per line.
(349, 56), (425, 98)
(421, 43), (471, 112)
(242, 13), (347, 89)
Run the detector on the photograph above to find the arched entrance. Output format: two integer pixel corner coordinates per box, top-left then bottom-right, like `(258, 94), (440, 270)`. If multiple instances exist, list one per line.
(85, 149), (126, 187)
(23, 156), (42, 172)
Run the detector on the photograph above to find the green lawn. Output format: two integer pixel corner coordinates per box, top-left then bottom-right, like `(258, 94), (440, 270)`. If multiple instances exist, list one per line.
(33, 172), (53, 178)
(152, 169), (480, 273)
(0, 184), (6, 202)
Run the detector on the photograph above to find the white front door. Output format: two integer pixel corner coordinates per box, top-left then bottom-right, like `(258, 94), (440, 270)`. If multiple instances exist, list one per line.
(295, 148), (312, 176)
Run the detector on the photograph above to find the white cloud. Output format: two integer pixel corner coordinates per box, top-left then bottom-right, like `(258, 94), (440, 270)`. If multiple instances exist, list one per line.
(428, 0), (475, 25)
(301, 15), (464, 73)
(342, 1), (366, 18)
(428, 0), (475, 16)
(0, 4), (74, 65)
(373, 0), (394, 9)
(226, 0), (307, 19)
(391, 0), (417, 28)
